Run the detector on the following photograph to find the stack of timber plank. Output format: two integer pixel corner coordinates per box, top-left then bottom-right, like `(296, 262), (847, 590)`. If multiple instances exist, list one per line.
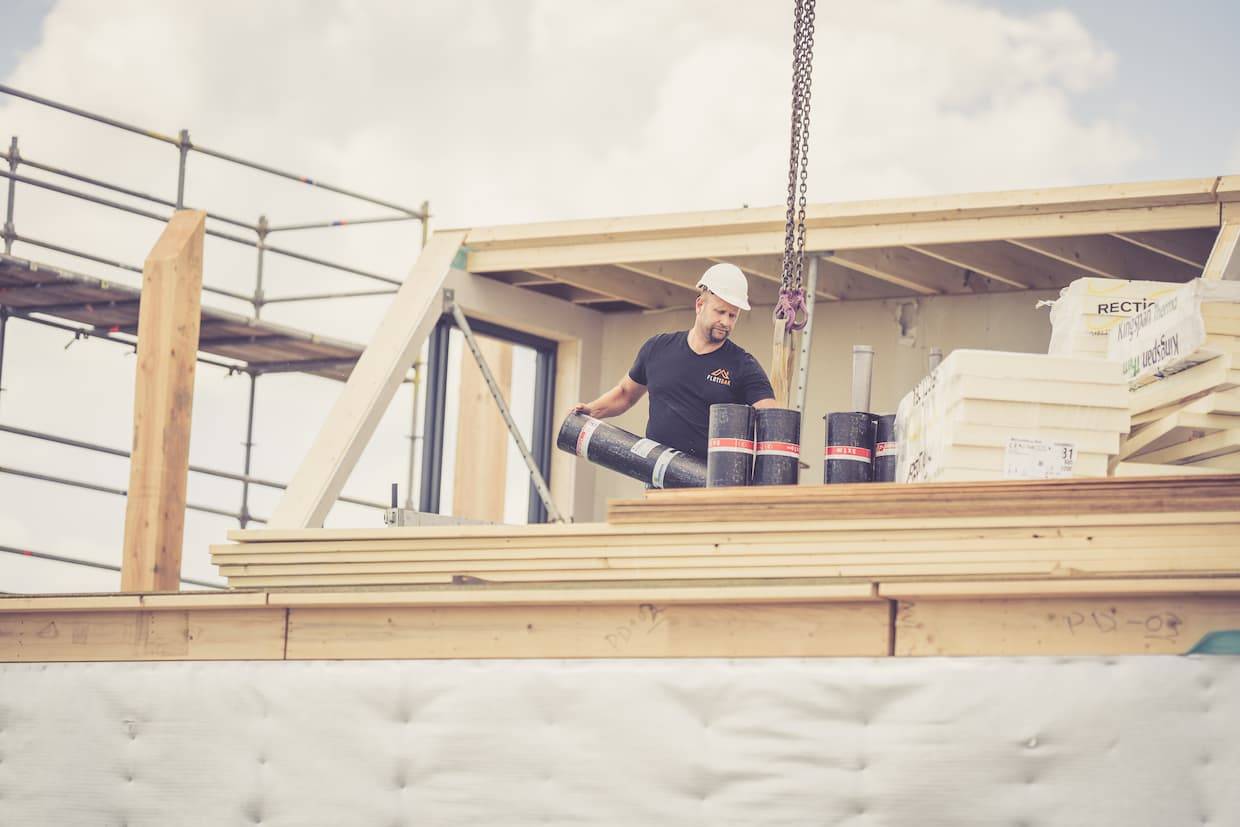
(213, 476), (1240, 591)
(1112, 282), (1240, 475)
(895, 349), (1128, 482)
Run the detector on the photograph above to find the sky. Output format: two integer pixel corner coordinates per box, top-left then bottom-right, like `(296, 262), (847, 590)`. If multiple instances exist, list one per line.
(2, 0), (1240, 593)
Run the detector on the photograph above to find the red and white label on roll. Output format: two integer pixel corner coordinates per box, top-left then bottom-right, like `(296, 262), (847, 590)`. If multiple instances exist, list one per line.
(708, 437), (755, 455)
(824, 444), (872, 463)
(757, 441), (801, 459)
(575, 418), (601, 457)
(875, 441), (899, 458)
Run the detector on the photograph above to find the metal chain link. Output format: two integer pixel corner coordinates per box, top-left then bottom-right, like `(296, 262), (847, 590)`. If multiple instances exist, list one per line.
(776, 0), (816, 332)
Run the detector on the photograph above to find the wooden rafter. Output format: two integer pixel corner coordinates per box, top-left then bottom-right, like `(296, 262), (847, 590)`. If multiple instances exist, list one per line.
(1009, 235), (1200, 282)
(909, 241), (1064, 290)
(1112, 228), (1216, 269)
(526, 265), (695, 310)
(815, 257), (918, 301)
(716, 254), (841, 301)
(829, 247), (1011, 295)
(615, 259), (783, 306)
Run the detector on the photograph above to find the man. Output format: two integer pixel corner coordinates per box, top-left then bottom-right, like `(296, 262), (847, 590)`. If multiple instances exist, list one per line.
(573, 262), (778, 459)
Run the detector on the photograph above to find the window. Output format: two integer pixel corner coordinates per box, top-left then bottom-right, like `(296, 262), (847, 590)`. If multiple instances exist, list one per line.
(419, 315), (557, 523)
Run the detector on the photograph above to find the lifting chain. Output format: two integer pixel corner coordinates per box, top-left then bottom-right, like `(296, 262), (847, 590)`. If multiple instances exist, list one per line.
(774, 0), (816, 334)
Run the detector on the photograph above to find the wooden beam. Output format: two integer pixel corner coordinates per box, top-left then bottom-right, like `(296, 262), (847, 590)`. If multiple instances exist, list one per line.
(893, 595), (1240, 656)
(526, 265), (695, 309)
(1202, 222), (1240, 281)
(1112, 228), (1216, 269)
(909, 241), (1087, 290)
(267, 230), (465, 528)
(284, 601), (890, 659)
(1009, 235), (1201, 282)
(453, 335), (512, 522)
(462, 177), (1220, 250)
(464, 204), (1220, 272)
(121, 210), (206, 593)
(0, 609), (286, 662)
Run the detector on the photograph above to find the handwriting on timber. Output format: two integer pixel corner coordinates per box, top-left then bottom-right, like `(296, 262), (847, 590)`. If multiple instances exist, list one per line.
(604, 604), (667, 650)
(1058, 608), (1183, 641)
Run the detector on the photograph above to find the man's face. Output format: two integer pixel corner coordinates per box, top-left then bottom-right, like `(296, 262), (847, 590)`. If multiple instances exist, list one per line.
(696, 291), (741, 343)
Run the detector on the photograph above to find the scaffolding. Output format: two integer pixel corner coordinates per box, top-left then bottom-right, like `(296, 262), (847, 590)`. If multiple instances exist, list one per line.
(0, 84), (430, 582)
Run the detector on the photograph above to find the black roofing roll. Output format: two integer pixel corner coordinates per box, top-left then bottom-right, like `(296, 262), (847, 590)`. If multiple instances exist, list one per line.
(823, 411), (876, 484)
(557, 412), (706, 489)
(753, 407), (801, 486)
(873, 414), (898, 483)
(706, 403), (754, 487)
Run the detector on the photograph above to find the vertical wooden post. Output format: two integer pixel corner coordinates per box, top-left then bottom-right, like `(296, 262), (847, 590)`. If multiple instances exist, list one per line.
(121, 210), (206, 592)
(453, 335), (514, 522)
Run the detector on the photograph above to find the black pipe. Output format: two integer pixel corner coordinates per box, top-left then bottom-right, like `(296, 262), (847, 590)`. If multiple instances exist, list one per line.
(823, 411), (875, 484)
(873, 414), (898, 483)
(753, 408), (801, 486)
(557, 412), (705, 489)
(706, 403), (754, 487)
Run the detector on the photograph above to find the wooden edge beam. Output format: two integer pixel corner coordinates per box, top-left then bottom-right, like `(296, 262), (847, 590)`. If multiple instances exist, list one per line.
(1202, 222), (1240, 281)
(879, 577), (1240, 599)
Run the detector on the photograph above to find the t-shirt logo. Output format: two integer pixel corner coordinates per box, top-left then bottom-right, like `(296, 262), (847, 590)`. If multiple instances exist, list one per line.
(706, 368), (731, 386)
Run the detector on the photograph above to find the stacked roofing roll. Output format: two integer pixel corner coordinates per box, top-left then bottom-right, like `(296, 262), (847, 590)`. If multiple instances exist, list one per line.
(894, 349), (1130, 482)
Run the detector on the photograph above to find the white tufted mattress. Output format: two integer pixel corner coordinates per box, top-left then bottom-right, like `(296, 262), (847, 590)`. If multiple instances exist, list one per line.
(1, 656), (1237, 825)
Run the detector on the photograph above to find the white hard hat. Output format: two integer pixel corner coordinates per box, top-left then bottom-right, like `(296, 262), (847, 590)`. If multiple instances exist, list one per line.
(696, 262), (750, 311)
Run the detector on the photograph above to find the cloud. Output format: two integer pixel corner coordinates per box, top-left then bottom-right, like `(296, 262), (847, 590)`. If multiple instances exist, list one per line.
(0, 0), (1139, 590)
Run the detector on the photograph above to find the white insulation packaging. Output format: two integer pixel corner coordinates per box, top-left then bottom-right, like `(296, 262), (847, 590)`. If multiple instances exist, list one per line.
(2, 657), (1239, 825)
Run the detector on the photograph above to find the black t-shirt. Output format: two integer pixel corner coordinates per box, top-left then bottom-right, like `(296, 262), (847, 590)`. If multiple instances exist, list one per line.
(628, 331), (775, 458)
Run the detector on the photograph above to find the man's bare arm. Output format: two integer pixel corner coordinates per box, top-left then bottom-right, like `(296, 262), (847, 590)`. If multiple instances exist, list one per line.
(572, 375), (648, 419)
(752, 397), (779, 410)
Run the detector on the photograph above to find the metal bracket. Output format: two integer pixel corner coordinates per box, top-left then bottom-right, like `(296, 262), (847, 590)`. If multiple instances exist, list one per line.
(443, 289), (564, 523)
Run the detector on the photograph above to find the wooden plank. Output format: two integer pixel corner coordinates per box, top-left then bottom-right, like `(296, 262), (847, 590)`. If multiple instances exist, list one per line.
(609, 480), (1240, 524)
(121, 210), (206, 592)
(1129, 354), (1236, 415)
(0, 609), (286, 662)
(268, 583), (877, 607)
(1137, 429), (1240, 465)
(267, 230), (465, 528)
(1112, 229), (1216, 269)
(526, 265), (694, 309)
(1113, 461), (1224, 477)
(285, 601), (891, 659)
(894, 595), (1240, 656)
(452, 334), (512, 522)
(1201, 222), (1240, 281)
(1008, 235), (1200, 282)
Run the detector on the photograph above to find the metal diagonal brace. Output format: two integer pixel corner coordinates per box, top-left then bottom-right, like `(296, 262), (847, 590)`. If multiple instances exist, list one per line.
(444, 289), (564, 523)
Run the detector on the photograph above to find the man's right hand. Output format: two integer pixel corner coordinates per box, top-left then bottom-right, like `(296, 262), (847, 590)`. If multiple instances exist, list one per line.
(570, 403), (592, 417)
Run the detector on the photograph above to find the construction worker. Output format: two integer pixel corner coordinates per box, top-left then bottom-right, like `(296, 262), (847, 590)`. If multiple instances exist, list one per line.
(572, 262), (777, 459)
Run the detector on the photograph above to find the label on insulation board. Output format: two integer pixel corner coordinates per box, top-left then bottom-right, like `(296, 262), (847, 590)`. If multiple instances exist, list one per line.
(824, 445), (872, 463)
(1003, 437), (1076, 479)
(630, 438), (659, 458)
